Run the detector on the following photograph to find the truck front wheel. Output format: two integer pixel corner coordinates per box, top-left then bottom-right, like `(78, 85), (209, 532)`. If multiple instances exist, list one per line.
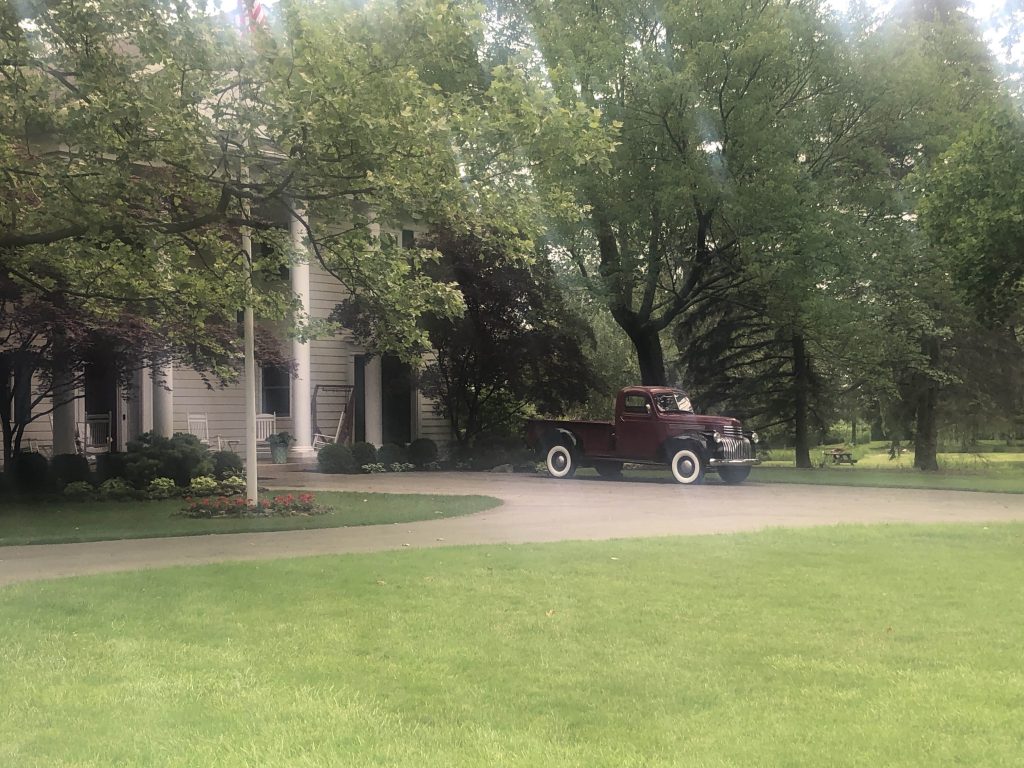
(670, 447), (705, 485)
(718, 466), (751, 484)
(546, 444), (578, 479)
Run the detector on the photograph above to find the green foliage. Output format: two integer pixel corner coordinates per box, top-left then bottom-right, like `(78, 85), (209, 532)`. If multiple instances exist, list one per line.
(123, 433), (212, 488)
(219, 475), (247, 497)
(51, 454), (92, 488)
(266, 432), (294, 449)
(351, 442), (378, 470)
(98, 478), (135, 501)
(318, 443), (356, 474)
(408, 438), (439, 468)
(377, 443), (408, 466)
(62, 480), (96, 501)
(6, 452), (50, 494)
(211, 451), (244, 480)
(146, 477), (178, 501)
(188, 476), (220, 496)
(920, 108), (1024, 327)
(95, 453), (127, 483)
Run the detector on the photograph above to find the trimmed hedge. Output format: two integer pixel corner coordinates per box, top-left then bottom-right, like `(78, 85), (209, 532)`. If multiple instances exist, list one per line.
(7, 452), (50, 494)
(351, 441), (378, 470)
(408, 438), (438, 468)
(51, 453), (92, 488)
(377, 443), (407, 466)
(212, 450), (244, 479)
(318, 442), (356, 474)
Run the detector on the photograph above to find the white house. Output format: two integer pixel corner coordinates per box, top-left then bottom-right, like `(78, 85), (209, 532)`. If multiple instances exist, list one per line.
(20, 215), (451, 461)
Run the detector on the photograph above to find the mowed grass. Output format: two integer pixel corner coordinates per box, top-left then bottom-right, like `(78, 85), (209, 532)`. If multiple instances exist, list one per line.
(2, 524), (1023, 767)
(0, 491), (500, 546)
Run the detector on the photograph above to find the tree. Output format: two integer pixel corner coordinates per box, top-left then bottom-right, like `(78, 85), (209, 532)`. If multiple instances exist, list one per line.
(338, 226), (600, 444)
(1, 0), (611, 459)
(498, 0), (859, 388)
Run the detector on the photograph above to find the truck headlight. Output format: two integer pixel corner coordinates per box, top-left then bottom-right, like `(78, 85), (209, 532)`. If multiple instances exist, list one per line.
(750, 432), (759, 444)
(712, 431), (723, 444)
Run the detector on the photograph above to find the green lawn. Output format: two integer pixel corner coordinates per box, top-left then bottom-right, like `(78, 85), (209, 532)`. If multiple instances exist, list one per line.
(1, 524), (1022, 767)
(0, 491), (500, 546)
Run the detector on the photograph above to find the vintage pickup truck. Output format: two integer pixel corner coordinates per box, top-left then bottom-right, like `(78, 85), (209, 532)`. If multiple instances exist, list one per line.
(525, 386), (760, 485)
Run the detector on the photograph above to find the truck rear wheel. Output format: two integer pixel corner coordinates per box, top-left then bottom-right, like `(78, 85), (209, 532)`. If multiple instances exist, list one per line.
(670, 447), (705, 485)
(594, 460), (623, 479)
(546, 444), (577, 479)
(718, 466), (751, 484)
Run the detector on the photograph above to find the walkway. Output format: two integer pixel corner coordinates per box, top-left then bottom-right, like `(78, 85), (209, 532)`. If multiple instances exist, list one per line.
(2, 471), (1022, 586)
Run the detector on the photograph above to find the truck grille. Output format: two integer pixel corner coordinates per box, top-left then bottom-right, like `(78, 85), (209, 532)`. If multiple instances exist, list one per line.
(720, 425), (744, 439)
(719, 436), (754, 461)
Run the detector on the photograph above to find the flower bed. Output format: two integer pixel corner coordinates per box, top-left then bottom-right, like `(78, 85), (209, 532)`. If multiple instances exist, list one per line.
(181, 493), (330, 519)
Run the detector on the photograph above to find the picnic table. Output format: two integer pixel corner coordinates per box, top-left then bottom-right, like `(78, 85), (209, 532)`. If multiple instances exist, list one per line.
(824, 448), (857, 465)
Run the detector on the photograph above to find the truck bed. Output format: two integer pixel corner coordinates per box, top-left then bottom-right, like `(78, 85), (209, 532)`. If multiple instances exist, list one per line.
(526, 418), (616, 458)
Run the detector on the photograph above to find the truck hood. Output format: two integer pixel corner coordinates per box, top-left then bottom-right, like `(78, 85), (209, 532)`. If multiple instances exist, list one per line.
(661, 413), (744, 431)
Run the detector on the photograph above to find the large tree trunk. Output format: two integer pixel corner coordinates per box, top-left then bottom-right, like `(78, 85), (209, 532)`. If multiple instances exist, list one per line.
(792, 332), (812, 468)
(914, 338), (941, 472)
(628, 325), (667, 386)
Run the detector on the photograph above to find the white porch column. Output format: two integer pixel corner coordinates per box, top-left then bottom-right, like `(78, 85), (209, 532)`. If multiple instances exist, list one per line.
(289, 203), (314, 459)
(152, 364), (174, 438)
(364, 355), (383, 447)
(51, 364), (77, 456)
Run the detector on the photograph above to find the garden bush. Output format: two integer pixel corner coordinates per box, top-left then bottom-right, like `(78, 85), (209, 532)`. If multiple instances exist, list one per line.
(212, 451), (244, 479)
(219, 475), (247, 496)
(351, 441), (378, 470)
(408, 438), (438, 468)
(95, 452), (127, 483)
(123, 432), (212, 488)
(98, 477), (136, 500)
(63, 480), (96, 500)
(462, 433), (533, 471)
(318, 442), (356, 474)
(147, 477), (178, 500)
(7, 451), (50, 494)
(377, 442), (407, 466)
(189, 475), (219, 495)
(51, 453), (92, 488)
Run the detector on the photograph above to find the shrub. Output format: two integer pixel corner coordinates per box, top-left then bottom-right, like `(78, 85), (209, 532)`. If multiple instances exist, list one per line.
(408, 438), (439, 468)
(95, 452), (127, 483)
(318, 442), (356, 474)
(62, 480), (96, 500)
(351, 441), (378, 470)
(212, 451), (244, 479)
(51, 453), (92, 488)
(389, 462), (415, 473)
(377, 442), (407, 466)
(189, 475), (220, 495)
(98, 477), (135, 500)
(362, 462), (387, 473)
(7, 452), (50, 494)
(463, 433), (532, 471)
(219, 475), (247, 497)
(147, 477), (179, 500)
(124, 432), (212, 488)
(181, 492), (328, 518)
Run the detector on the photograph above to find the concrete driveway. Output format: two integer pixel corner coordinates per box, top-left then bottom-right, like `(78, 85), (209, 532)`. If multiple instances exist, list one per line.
(2, 471), (1022, 586)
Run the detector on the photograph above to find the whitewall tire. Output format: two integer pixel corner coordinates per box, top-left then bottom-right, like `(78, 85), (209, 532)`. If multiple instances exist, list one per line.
(670, 447), (705, 485)
(546, 444), (577, 479)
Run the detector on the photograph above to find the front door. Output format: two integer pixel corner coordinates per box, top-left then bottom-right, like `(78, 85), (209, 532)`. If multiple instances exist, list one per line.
(381, 354), (412, 445)
(615, 391), (657, 461)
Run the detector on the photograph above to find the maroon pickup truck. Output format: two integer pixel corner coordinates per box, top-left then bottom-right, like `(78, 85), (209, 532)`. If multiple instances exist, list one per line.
(525, 386), (760, 485)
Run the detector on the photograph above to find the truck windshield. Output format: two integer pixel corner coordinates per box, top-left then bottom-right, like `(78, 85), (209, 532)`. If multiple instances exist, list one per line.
(655, 392), (694, 413)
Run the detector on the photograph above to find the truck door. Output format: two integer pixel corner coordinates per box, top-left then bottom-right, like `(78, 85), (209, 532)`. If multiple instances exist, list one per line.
(616, 392), (658, 460)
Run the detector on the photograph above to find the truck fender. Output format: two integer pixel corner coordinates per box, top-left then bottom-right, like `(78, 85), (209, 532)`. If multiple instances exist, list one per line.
(660, 434), (707, 464)
(543, 428), (579, 452)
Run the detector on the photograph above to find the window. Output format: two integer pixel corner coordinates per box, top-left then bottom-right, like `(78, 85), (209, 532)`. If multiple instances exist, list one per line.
(261, 365), (290, 416)
(623, 394), (650, 415)
(401, 229), (416, 249)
